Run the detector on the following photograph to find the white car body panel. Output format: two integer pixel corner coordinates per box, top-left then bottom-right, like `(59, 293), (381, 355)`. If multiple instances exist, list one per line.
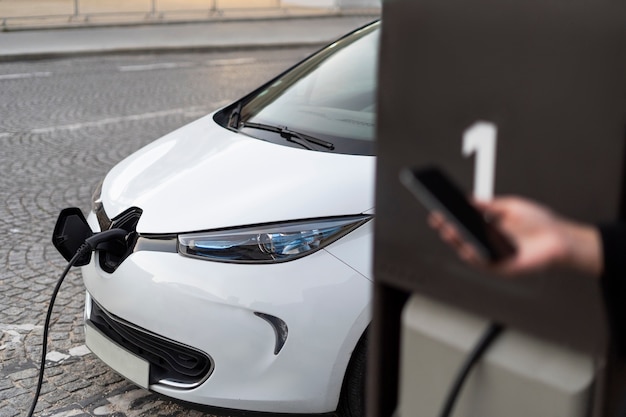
(101, 113), (376, 234)
(84, 214), (372, 413)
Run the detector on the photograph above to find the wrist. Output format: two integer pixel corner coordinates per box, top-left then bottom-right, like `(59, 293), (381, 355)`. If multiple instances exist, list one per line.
(559, 220), (602, 277)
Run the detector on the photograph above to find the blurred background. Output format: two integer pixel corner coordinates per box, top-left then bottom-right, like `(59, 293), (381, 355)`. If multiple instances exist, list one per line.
(0, 0), (381, 29)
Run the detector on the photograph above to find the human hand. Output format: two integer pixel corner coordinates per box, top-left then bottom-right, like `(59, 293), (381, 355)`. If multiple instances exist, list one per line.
(428, 196), (602, 277)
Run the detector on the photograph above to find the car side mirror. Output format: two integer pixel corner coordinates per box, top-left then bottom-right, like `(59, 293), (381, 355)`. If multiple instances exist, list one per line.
(52, 207), (94, 266)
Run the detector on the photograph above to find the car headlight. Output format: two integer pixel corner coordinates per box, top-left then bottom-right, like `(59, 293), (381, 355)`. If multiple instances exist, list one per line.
(177, 215), (371, 264)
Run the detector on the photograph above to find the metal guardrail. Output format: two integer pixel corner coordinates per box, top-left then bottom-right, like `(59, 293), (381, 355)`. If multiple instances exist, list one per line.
(1, 0), (284, 28)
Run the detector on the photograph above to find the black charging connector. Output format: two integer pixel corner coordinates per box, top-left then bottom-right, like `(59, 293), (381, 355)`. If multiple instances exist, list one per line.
(84, 228), (129, 249)
(27, 228), (128, 417)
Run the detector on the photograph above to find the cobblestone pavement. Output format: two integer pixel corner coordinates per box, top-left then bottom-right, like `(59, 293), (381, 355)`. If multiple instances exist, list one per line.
(0, 48), (313, 416)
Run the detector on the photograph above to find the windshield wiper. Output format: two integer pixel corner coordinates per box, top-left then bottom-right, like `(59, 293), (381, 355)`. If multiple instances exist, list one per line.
(239, 121), (335, 151)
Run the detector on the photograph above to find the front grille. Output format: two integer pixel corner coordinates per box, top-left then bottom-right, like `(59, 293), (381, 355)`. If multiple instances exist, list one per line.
(88, 300), (213, 389)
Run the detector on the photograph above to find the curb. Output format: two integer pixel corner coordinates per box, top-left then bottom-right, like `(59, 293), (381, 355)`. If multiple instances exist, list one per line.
(0, 41), (330, 63)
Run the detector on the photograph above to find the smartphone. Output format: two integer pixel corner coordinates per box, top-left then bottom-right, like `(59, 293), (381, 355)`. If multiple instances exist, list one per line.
(399, 166), (516, 262)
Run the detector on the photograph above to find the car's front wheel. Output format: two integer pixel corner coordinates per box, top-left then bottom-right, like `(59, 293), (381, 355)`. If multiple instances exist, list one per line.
(336, 332), (367, 417)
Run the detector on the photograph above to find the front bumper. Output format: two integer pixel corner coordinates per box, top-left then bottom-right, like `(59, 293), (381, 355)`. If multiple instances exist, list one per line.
(85, 297), (213, 389)
(81, 218), (372, 414)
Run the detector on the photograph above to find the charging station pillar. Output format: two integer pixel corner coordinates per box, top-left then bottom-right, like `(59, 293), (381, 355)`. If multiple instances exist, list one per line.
(370, 0), (626, 416)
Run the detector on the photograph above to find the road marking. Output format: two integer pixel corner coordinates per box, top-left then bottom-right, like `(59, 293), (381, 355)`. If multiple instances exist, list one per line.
(69, 344), (92, 357)
(46, 351), (70, 362)
(205, 57), (257, 66)
(47, 410), (85, 417)
(29, 105), (225, 135)
(0, 72), (51, 80)
(0, 323), (37, 331)
(93, 389), (161, 416)
(45, 346), (90, 362)
(118, 62), (194, 72)
(0, 330), (21, 350)
(0, 324), (89, 359)
(118, 58), (256, 72)
(0, 323), (40, 350)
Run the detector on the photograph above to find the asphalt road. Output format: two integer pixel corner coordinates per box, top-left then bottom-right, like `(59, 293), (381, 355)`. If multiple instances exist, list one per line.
(0, 47), (316, 417)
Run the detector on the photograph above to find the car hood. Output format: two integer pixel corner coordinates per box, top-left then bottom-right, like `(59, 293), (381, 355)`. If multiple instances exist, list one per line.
(100, 113), (376, 234)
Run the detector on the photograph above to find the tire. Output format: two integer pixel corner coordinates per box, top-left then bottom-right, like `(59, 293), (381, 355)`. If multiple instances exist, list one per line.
(336, 332), (367, 417)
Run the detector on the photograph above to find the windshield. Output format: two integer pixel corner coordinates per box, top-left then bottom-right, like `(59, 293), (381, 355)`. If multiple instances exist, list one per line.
(235, 22), (379, 155)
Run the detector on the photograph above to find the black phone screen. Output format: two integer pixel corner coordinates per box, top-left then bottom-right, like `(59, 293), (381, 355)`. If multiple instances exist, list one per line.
(400, 166), (516, 262)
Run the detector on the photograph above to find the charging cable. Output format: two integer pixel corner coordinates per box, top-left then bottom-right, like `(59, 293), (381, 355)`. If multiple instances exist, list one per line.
(27, 228), (128, 417)
(32, 224), (500, 417)
(438, 322), (504, 417)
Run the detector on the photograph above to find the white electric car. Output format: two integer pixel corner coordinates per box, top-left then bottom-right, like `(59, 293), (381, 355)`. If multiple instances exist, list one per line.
(80, 20), (378, 417)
